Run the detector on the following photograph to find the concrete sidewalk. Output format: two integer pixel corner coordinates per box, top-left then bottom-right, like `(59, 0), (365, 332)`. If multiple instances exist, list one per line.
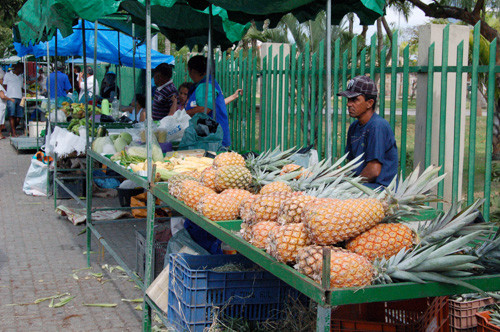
(0, 140), (150, 331)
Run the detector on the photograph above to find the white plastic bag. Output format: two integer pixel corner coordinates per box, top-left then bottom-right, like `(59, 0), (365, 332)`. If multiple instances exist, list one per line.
(49, 126), (86, 157)
(48, 109), (66, 122)
(158, 110), (191, 142)
(23, 158), (48, 196)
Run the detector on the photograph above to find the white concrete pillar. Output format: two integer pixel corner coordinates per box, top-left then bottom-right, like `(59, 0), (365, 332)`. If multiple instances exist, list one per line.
(414, 24), (470, 204)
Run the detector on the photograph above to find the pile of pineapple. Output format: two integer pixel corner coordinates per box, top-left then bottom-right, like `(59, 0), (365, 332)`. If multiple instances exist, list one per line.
(168, 149), (498, 290)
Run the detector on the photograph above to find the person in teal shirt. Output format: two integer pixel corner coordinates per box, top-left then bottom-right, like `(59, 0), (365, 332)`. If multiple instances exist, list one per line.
(185, 55), (230, 147)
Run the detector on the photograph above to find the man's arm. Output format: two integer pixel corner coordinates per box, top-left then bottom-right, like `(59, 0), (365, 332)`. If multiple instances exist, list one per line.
(359, 160), (382, 183)
(186, 106), (213, 117)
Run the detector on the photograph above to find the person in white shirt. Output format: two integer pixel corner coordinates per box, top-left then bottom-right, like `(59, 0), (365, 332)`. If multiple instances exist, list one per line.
(2, 63), (25, 137)
(78, 66), (99, 102)
(37, 68), (47, 94)
(0, 71), (16, 139)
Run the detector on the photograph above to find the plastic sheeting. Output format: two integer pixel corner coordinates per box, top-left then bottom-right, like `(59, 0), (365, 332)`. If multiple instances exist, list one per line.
(14, 21), (174, 69)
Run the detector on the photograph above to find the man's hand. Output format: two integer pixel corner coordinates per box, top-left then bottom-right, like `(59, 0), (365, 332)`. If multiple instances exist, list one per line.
(186, 105), (212, 117)
(359, 160), (382, 183)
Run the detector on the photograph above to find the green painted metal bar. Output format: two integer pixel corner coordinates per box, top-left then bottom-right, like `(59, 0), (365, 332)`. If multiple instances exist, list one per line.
(278, 45), (284, 148)
(340, 50), (348, 156)
(369, 34), (377, 80)
(272, 55), (279, 149)
(333, 39), (340, 158)
(425, 43), (435, 168)
(483, 38), (497, 221)
(54, 178), (86, 207)
(261, 56), (267, 152)
(311, 52), (318, 148)
(297, 53), (304, 148)
(244, 55), (251, 151)
(251, 55), (257, 152)
(400, 45), (410, 179)
(350, 36), (357, 80)
(290, 45), (297, 148)
(317, 41), (325, 159)
(266, 48), (273, 150)
(437, 25), (450, 210)
(379, 47), (387, 119)
(389, 30), (398, 131)
(304, 43), (311, 147)
(284, 54), (291, 151)
(360, 48), (367, 76)
(467, 22), (481, 205)
(452, 41), (464, 204)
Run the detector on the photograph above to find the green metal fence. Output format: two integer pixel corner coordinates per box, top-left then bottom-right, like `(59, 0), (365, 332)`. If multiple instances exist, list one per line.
(174, 22), (500, 221)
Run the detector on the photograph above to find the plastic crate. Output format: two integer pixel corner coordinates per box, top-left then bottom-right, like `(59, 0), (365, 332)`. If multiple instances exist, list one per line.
(331, 296), (449, 332)
(135, 229), (170, 280)
(476, 311), (500, 332)
(450, 297), (496, 331)
(167, 253), (303, 332)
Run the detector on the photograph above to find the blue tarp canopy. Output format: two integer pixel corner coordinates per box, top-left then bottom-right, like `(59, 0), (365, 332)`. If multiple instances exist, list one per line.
(14, 20), (174, 68)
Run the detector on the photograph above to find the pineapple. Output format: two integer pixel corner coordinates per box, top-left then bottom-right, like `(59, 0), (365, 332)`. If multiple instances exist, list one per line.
(259, 181), (293, 195)
(296, 245), (373, 288)
(302, 166), (445, 246)
(220, 189), (253, 206)
(179, 182), (215, 209)
(201, 167), (217, 191)
(167, 174), (197, 196)
(346, 199), (488, 261)
(240, 222), (252, 241)
(240, 195), (259, 224)
(248, 221), (279, 249)
(296, 230), (483, 289)
(280, 163), (303, 176)
(277, 195), (317, 224)
(184, 170), (202, 181)
(214, 165), (252, 191)
(267, 223), (311, 263)
(213, 152), (245, 168)
(197, 193), (240, 221)
(249, 191), (296, 223)
(346, 223), (415, 261)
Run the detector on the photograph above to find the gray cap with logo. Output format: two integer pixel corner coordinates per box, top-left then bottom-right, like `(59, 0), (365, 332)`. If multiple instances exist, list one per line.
(337, 75), (378, 98)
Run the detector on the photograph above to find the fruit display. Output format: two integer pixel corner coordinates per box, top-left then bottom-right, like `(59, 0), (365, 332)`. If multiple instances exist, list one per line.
(163, 148), (499, 292)
(61, 102), (101, 119)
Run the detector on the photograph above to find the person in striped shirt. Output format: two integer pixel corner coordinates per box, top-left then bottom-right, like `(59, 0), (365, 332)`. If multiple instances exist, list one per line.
(152, 63), (178, 120)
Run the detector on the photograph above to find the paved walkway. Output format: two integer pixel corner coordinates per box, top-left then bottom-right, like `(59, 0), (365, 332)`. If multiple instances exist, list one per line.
(0, 139), (152, 331)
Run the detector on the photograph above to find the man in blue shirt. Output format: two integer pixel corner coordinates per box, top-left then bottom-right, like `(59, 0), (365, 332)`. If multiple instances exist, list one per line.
(338, 75), (398, 189)
(47, 63), (72, 99)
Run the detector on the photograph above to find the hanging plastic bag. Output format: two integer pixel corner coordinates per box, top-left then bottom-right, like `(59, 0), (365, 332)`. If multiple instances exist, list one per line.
(23, 156), (49, 196)
(158, 110), (191, 142)
(178, 113), (224, 151)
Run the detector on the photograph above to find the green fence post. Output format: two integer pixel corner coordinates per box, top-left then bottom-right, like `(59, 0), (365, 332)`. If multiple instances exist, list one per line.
(340, 50), (348, 156)
(360, 48), (367, 76)
(483, 38), (497, 221)
(437, 25), (450, 209)
(390, 30), (398, 131)
(425, 43), (435, 168)
(297, 53), (304, 148)
(278, 45), (284, 148)
(351, 36), (358, 79)
(380, 47), (387, 119)
(284, 54), (291, 150)
(333, 40), (340, 158)
(400, 45), (410, 179)
(467, 22), (481, 205)
(251, 54), (258, 152)
(452, 41), (464, 204)
(304, 43), (311, 147)
(266, 48), (273, 150)
(290, 44), (297, 148)
(261, 56), (267, 152)
(311, 52), (318, 148)
(272, 55), (279, 149)
(369, 34), (377, 80)
(318, 40), (325, 159)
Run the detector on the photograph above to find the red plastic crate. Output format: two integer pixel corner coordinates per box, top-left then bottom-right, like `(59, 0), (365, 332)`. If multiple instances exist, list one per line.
(477, 311), (500, 332)
(449, 297), (496, 331)
(331, 296), (449, 332)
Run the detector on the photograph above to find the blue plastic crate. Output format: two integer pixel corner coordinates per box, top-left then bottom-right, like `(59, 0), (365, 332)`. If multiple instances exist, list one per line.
(167, 253), (302, 332)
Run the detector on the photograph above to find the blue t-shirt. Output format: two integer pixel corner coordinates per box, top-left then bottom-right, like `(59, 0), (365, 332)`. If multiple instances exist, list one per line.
(185, 76), (231, 147)
(47, 71), (72, 98)
(345, 113), (398, 189)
